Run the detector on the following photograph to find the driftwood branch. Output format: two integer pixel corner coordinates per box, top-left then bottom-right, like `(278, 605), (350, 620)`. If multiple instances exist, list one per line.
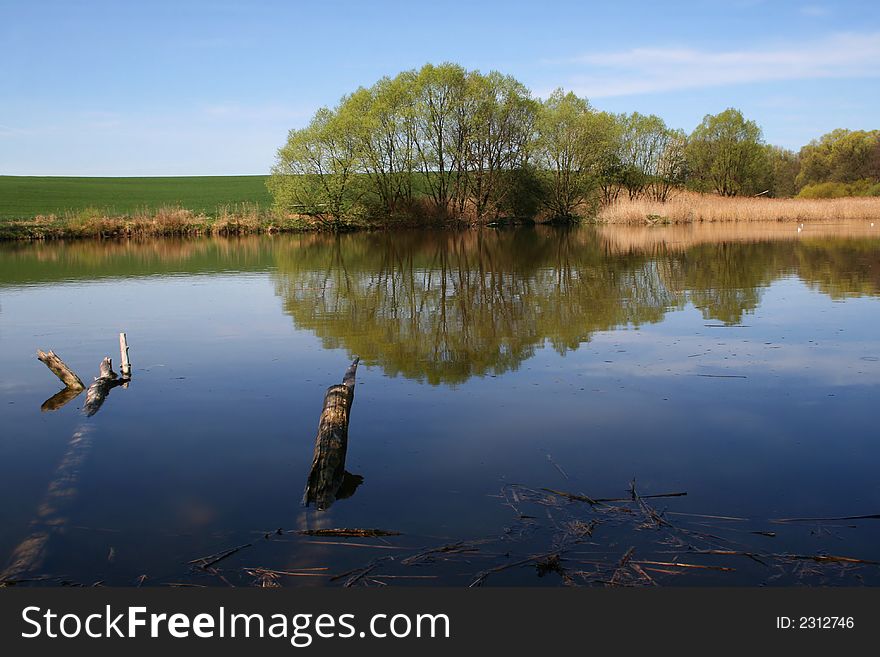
(302, 357), (361, 510)
(36, 333), (132, 413)
(37, 350), (85, 390)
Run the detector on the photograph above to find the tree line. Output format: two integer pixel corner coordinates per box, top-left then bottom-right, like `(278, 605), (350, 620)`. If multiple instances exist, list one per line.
(268, 63), (880, 225)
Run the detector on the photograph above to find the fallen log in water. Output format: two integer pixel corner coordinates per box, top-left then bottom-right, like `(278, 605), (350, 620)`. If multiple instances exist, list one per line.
(36, 334), (132, 414)
(302, 357), (361, 510)
(5, 335), (133, 581)
(37, 349), (85, 390)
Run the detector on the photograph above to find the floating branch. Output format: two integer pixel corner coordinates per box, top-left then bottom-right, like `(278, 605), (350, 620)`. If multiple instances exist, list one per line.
(400, 541), (486, 566)
(187, 543), (253, 570)
(470, 551), (562, 587)
(302, 357), (361, 510)
(630, 480), (673, 529)
(770, 514), (880, 524)
(296, 528), (402, 537)
(541, 488), (599, 506)
(330, 556), (393, 587)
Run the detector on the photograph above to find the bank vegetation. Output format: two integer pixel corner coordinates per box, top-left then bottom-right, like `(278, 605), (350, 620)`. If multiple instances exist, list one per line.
(268, 63), (880, 228)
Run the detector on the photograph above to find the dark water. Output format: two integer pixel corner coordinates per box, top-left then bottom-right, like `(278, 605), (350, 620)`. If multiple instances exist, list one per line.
(1, 224), (879, 587)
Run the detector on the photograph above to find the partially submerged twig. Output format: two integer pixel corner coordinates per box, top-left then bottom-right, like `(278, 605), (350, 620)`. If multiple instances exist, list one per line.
(296, 528), (402, 537)
(470, 551), (563, 587)
(330, 556), (393, 587)
(187, 543), (253, 570)
(771, 514), (880, 524)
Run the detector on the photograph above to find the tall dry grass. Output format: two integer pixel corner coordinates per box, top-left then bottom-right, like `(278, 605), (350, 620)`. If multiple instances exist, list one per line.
(592, 221), (880, 256)
(0, 205), (314, 240)
(598, 191), (880, 224)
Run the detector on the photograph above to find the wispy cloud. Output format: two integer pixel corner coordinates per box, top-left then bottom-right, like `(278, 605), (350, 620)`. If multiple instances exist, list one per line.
(800, 4), (831, 17)
(550, 32), (880, 98)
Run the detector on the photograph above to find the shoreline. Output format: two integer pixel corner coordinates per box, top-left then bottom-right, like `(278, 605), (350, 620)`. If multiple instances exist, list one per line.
(2, 193), (880, 241)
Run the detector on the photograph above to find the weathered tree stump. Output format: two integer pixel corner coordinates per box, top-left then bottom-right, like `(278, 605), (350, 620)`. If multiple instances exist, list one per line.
(83, 356), (123, 417)
(302, 357), (361, 510)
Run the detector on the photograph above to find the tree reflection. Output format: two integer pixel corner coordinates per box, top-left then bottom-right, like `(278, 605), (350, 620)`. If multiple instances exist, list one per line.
(271, 228), (880, 384)
(272, 228), (683, 384)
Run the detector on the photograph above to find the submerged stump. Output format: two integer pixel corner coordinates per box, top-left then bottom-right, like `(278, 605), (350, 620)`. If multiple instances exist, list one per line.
(303, 357), (361, 510)
(83, 356), (123, 417)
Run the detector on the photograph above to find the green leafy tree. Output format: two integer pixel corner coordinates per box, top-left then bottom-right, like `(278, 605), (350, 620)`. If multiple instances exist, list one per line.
(796, 129), (880, 188)
(764, 145), (800, 197)
(411, 63), (472, 217)
(342, 73), (418, 217)
(268, 107), (363, 227)
(465, 71), (537, 219)
(686, 108), (768, 196)
(535, 90), (618, 217)
(616, 113), (684, 201)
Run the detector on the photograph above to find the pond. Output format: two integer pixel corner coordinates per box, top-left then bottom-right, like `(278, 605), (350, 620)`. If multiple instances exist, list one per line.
(1, 222), (879, 587)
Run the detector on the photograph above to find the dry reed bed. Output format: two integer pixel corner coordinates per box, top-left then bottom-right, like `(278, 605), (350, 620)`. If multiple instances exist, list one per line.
(592, 220), (880, 255)
(598, 192), (880, 224)
(0, 205), (314, 240)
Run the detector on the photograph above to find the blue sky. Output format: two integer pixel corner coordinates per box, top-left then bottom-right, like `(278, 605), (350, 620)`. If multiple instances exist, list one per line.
(1, 0), (878, 175)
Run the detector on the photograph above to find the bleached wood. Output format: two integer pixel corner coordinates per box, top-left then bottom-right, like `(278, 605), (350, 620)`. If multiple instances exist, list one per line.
(36, 350), (84, 390)
(119, 332), (131, 378)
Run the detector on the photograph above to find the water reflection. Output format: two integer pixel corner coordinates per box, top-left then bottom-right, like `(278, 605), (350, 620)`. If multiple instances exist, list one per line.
(270, 227), (880, 384)
(3, 228), (877, 385)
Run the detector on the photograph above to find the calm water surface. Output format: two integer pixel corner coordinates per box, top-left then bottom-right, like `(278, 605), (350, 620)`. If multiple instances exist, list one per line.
(1, 223), (879, 586)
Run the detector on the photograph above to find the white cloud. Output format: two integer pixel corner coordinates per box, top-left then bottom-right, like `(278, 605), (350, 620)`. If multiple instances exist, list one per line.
(550, 32), (880, 98)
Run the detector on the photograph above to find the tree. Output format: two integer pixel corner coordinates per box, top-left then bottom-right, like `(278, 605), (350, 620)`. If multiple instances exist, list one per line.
(269, 107), (363, 227)
(410, 63), (471, 217)
(616, 113), (683, 200)
(465, 71), (537, 219)
(535, 89), (617, 217)
(765, 146), (800, 197)
(796, 129), (880, 188)
(342, 73), (418, 217)
(686, 108), (768, 196)
(648, 128), (688, 202)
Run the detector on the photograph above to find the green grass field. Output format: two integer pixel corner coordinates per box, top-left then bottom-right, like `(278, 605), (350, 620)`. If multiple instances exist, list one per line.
(0, 175), (272, 220)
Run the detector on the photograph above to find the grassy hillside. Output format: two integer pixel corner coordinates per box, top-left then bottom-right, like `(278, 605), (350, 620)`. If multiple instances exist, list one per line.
(0, 175), (271, 220)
